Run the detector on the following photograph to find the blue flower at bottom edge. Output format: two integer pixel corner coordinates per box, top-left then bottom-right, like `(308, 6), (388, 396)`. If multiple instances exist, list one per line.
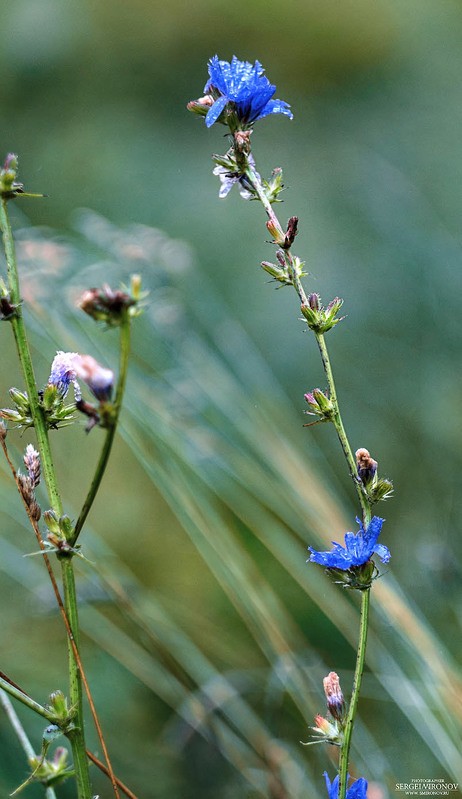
(324, 772), (368, 799)
(204, 55), (293, 128)
(309, 516), (390, 569)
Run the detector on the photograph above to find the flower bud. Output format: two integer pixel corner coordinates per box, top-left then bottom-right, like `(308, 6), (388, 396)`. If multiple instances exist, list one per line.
(73, 355), (114, 403)
(323, 672), (346, 722)
(23, 444), (40, 488)
(283, 216), (298, 249)
(78, 285), (135, 326)
(301, 295), (344, 333)
(43, 510), (60, 535)
(266, 220), (285, 246)
(355, 447), (378, 487)
(261, 260), (291, 285)
(304, 388), (334, 424)
(308, 293), (320, 311)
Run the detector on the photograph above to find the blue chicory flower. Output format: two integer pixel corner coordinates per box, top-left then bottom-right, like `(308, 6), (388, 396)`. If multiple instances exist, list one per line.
(324, 772), (368, 799)
(309, 516), (390, 570)
(204, 55), (293, 128)
(47, 351), (81, 400)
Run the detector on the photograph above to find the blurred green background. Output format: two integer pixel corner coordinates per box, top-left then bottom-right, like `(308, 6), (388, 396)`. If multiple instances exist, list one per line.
(0, 0), (461, 797)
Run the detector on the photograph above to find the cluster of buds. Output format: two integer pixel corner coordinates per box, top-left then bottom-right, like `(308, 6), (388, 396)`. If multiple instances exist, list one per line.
(303, 672), (347, 747)
(78, 277), (143, 327)
(46, 690), (75, 727)
(355, 447), (394, 504)
(303, 388), (335, 426)
(42, 510), (78, 556)
(0, 384), (75, 431)
(21, 745), (72, 794)
(265, 215), (298, 249)
(17, 444), (41, 521)
(301, 293), (344, 334)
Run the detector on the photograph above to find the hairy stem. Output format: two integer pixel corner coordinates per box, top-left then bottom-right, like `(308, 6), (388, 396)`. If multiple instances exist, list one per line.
(0, 197), (92, 799)
(72, 311), (131, 544)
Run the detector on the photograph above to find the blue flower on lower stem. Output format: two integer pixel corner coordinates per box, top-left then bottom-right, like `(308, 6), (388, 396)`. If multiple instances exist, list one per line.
(204, 55), (293, 128)
(324, 772), (368, 799)
(309, 516), (390, 569)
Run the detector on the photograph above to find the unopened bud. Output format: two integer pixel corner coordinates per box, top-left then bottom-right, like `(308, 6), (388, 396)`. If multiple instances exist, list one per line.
(23, 444), (40, 488)
(355, 447), (378, 486)
(74, 355), (114, 403)
(323, 672), (346, 722)
(283, 216), (298, 249)
(308, 293), (320, 311)
(266, 220), (285, 246)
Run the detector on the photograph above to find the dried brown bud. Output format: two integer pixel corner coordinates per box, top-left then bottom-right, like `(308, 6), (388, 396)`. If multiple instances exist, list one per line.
(18, 474), (34, 506)
(78, 285), (135, 326)
(283, 216), (298, 249)
(233, 130), (252, 154)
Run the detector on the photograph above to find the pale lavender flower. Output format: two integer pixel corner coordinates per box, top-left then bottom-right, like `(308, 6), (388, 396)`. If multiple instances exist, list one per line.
(47, 351), (81, 400)
(73, 355), (114, 402)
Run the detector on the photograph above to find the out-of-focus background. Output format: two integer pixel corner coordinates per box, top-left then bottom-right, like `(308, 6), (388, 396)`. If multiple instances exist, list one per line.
(0, 1), (461, 797)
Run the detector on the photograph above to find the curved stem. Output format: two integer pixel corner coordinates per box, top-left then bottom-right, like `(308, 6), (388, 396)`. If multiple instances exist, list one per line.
(338, 588), (370, 799)
(0, 197), (92, 799)
(72, 312), (131, 544)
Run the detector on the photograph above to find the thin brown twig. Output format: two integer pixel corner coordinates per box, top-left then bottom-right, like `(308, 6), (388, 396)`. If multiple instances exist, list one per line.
(86, 750), (139, 799)
(0, 433), (122, 799)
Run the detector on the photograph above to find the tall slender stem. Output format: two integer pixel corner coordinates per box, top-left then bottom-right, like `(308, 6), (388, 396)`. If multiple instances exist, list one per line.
(72, 312), (131, 544)
(338, 588), (370, 799)
(0, 197), (92, 799)
(243, 154), (372, 798)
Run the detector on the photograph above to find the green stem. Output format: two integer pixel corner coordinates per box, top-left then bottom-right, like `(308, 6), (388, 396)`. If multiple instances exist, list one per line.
(0, 679), (56, 724)
(338, 588), (370, 799)
(315, 332), (370, 522)
(0, 198), (62, 513)
(60, 556), (92, 797)
(0, 197), (92, 798)
(244, 154), (373, 796)
(72, 311), (131, 544)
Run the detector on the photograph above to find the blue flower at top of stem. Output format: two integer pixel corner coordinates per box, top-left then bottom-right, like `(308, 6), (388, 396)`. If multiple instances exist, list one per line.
(309, 516), (390, 570)
(324, 772), (368, 799)
(204, 55), (293, 128)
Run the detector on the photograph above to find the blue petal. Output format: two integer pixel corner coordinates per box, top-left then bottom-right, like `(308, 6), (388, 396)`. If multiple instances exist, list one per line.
(205, 95), (228, 127)
(347, 778), (368, 799)
(255, 99), (293, 121)
(373, 542), (391, 563)
(323, 772), (339, 799)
